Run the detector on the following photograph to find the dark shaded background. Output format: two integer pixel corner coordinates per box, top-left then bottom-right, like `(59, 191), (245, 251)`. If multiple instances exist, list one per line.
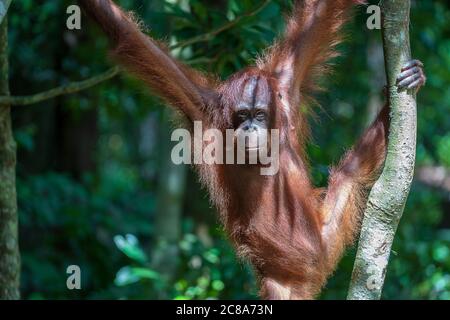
(7, 0), (450, 299)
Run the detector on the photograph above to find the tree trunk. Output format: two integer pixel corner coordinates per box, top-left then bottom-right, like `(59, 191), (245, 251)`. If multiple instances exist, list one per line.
(347, 0), (417, 300)
(0, 14), (21, 300)
(152, 109), (187, 292)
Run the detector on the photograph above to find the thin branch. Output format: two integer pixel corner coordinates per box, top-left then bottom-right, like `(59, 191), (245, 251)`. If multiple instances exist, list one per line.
(0, 66), (120, 106)
(1, 1), (270, 106)
(171, 0), (270, 49)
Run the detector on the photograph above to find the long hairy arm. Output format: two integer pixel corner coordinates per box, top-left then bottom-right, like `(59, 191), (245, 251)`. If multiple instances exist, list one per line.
(259, 0), (364, 104)
(78, 0), (215, 121)
(320, 105), (388, 272)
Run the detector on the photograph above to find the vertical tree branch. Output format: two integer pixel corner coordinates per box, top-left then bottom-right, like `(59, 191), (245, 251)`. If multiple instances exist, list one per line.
(0, 12), (20, 299)
(151, 110), (187, 295)
(347, 0), (416, 300)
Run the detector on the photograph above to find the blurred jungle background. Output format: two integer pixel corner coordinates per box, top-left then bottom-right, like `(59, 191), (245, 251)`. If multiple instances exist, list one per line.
(3, 0), (450, 299)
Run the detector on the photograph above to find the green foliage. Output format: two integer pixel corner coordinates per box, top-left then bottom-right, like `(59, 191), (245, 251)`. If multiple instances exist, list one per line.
(112, 226), (256, 300)
(18, 172), (155, 299)
(437, 134), (450, 167)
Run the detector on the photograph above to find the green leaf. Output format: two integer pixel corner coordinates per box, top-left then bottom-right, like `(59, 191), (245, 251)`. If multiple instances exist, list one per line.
(113, 234), (148, 263)
(114, 266), (159, 287)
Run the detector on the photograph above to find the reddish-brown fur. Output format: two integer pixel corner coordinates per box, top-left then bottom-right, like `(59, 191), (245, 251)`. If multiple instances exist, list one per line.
(79, 0), (388, 299)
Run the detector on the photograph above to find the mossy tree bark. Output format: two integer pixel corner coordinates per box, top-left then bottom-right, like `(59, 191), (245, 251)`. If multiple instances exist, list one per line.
(0, 13), (20, 299)
(347, 0), (417, 300)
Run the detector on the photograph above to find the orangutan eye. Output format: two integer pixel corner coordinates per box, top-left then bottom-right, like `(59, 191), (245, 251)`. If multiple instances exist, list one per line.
(237, 110), (250, 120)
(255, 110), (267, 121)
